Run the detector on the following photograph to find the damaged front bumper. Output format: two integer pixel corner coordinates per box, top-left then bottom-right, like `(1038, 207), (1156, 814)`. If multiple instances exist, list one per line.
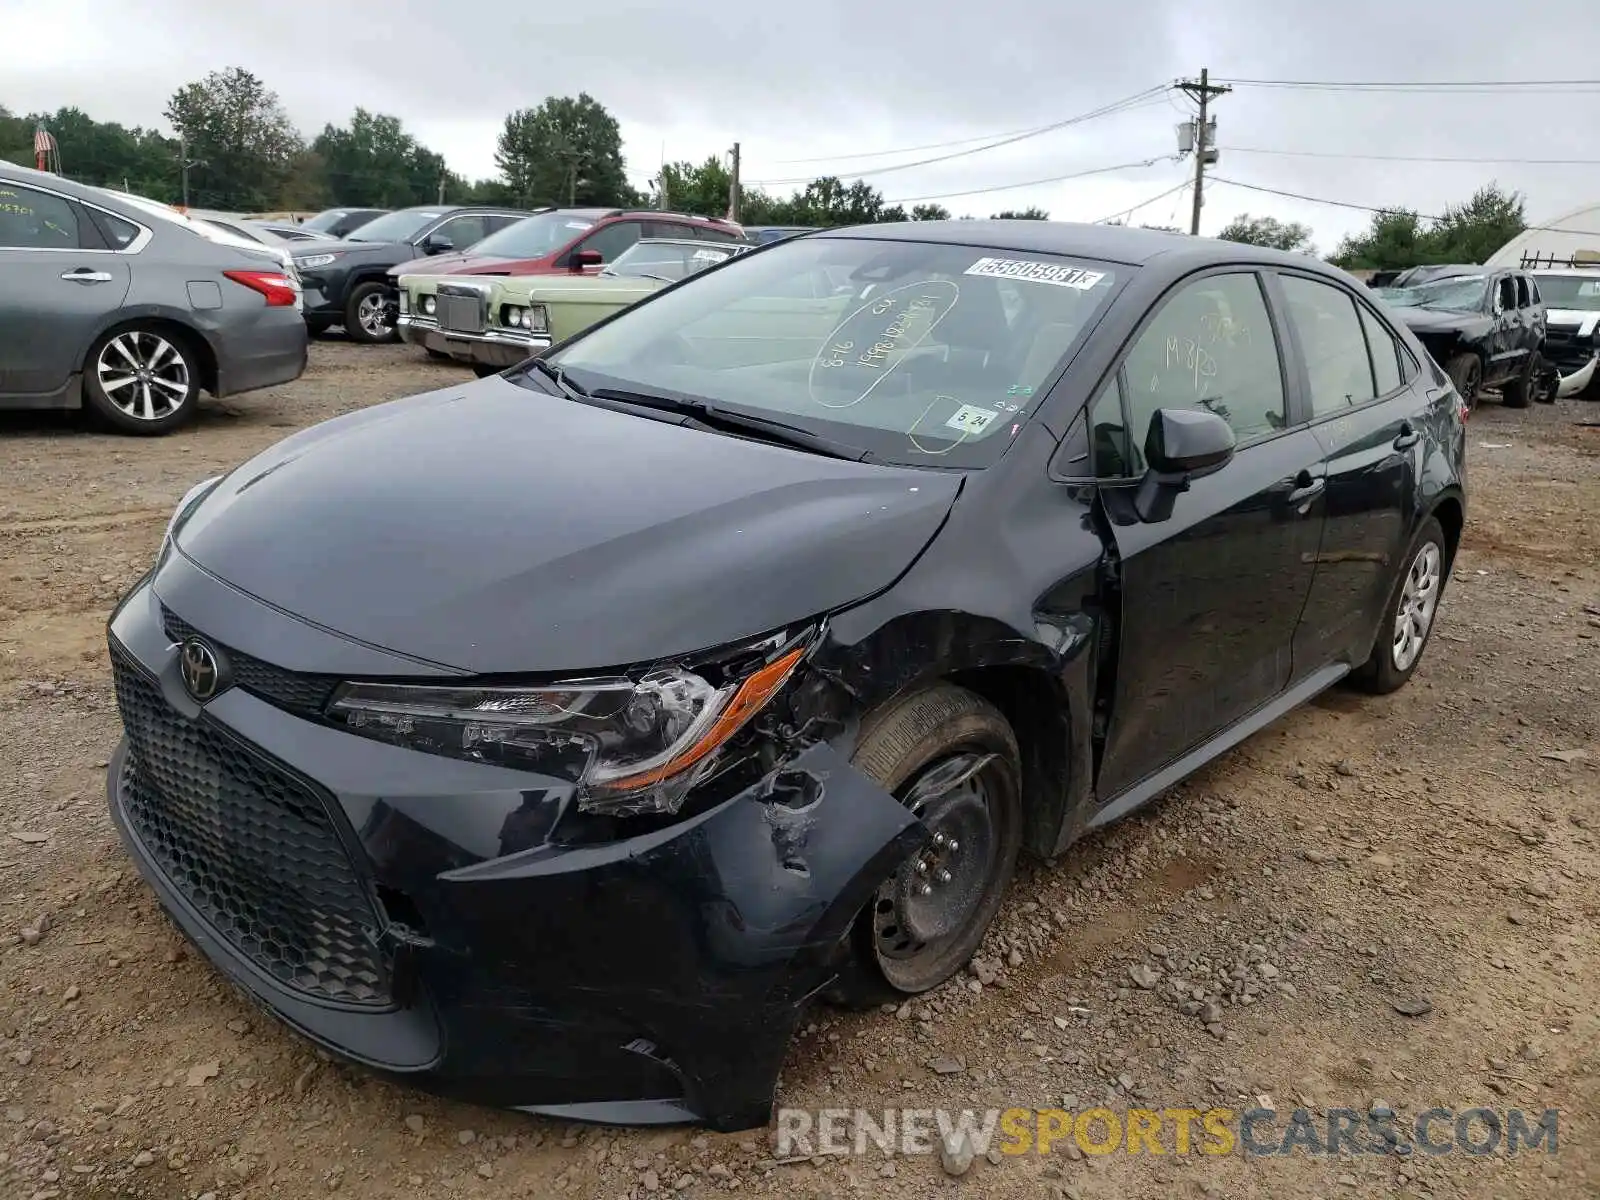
(104, 574), (922, 1131)
(1557, 355), (1598, 399)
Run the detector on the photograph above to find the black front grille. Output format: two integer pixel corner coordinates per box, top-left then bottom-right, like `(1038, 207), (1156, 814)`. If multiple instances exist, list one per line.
(161, 607), (338, 718)
(437, 285), (485, 334)
(112, 649), (390, 1007)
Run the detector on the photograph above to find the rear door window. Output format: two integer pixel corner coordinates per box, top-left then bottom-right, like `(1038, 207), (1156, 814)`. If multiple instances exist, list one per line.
(0, 183), (83, 249)
(1279, 275), (1379, 416)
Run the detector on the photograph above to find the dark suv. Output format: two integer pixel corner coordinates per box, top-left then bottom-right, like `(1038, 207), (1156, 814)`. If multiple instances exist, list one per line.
(293, 205), (534, 342)
(1378, 267), (1546, 408)
(388, 208), (747, 281)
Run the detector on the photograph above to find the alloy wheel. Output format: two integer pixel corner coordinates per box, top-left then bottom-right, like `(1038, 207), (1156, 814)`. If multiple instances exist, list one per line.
(1392, 541), (1442, 672)
(95, 331), (190, 423)
(356, 292), (390, 338)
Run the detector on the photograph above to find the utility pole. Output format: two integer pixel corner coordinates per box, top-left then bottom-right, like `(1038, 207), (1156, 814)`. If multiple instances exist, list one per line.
(1177, 69), (1229, 236)
(727, 142), (741, 223)
(437, 173), (447, 205)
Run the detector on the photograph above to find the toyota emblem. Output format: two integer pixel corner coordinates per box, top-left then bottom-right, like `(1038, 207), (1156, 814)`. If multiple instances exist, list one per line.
(179, 638), (222, 700)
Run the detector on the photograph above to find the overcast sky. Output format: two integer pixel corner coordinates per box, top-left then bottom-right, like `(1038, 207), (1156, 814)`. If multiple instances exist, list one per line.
(7, 0), (1600, 251)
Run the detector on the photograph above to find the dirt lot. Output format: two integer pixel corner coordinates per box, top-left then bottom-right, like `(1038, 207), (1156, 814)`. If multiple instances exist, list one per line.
(1, 341), (1596, 1200)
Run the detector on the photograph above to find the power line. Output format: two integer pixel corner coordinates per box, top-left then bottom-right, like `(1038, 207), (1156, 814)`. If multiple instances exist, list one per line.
(1215, 76), (1600, 95)
(882, 154), (1180, 205)
(765, 120), (1083, 166)
(1092, 179), (1192, 225)
(745, 85), (1172, 186)
(1221, 145), (1600, 166)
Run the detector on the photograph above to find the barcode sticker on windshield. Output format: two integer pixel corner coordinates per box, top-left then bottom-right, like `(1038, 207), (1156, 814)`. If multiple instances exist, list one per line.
(692, 249), (724, 262)
(945, 404), (999, 434)
(964, 257), (1106, 290)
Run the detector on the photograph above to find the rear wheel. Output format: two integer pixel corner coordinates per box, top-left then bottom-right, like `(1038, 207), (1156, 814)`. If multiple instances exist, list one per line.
(82, 325), (201, 435)
(827, 684), (1023, 1007)
(1351, 516), (1447, 695)
(344, 281), (396, 344)
(1501, 351), (1535, 408)
(1445, 353), (1483, 410)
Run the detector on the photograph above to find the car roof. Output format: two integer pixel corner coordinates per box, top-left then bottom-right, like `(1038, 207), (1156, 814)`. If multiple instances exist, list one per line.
(628, 237), (744, 250)
(819, 219), (1339, 272)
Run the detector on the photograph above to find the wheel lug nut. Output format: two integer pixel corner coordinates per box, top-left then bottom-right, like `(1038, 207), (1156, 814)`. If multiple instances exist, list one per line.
(919, 884), (933, 896)
(933, 832), (946, 846)
(938, 869), (952, 884)
(947, 840), (959, 853)
(914, 859), (928, 874)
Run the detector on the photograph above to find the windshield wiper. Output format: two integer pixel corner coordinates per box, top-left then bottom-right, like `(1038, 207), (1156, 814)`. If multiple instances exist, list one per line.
(588, 386), (871, 461)
(523, 358), (588, 400)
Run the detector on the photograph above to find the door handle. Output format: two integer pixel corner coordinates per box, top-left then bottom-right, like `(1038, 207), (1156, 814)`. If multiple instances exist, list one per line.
(61, 269), (114, 284)
(1285, 469), (1326, 507)
(1393, 420), (1420, 451)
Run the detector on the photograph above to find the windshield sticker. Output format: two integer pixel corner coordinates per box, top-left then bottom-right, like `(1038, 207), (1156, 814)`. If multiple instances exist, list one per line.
(691, 248), (726, 262)
(945, 404), (999, 434)
(808, 280), (961, 410)
(907, 396), (974, 456)
(964, 257), (1106, 290)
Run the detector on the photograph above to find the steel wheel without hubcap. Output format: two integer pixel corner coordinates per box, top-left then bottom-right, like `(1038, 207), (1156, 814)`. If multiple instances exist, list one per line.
(1392, 541), (1442, 672)
(871, 752), (1003, 993)
(96, 331), (190, 423)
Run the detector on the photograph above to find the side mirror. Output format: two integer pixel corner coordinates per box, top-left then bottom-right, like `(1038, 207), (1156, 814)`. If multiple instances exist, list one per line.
(1133, 408), (1236, 523)
(421, 234), (453, 255)
(571, 248), (603, 271)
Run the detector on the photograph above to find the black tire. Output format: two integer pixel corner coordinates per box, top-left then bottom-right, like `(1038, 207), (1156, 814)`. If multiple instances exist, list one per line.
(305, 318), (333, 338)
(1501, 351), (1535, 408)
(826, 684), (1023, 1008)
(1532, 355), (1560, 404)
(81, 324), (201, 436)
(1445, 353), (1483, 410)
(1351, 516), (1448, 695)
(343, 281), (397, 344)
(472, 364), (502, 379)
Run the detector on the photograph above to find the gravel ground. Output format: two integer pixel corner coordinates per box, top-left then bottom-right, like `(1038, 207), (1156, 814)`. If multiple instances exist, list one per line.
(1, 340), (1596, 1199)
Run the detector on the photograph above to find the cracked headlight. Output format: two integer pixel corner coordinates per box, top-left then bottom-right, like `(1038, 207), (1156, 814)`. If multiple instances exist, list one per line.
(328, 639), (807, 816)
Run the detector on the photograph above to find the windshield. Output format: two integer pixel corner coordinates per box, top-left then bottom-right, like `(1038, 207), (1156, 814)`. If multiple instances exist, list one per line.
(602, 240), (739, 281)
(302, 209), (352, 233)
(468, 212), (593, 258)
(346, 210), (439, 243)
(541, 236), (1123, 468)
(1534, 274), (1600, 312)
(1387, 275), (1486, 311)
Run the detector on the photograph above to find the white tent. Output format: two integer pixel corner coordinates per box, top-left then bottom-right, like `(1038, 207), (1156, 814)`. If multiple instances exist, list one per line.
(1485, 201), (1600, 269)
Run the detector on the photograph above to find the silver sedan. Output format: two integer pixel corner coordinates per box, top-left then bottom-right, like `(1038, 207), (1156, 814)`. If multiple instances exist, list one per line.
(0, 163), (307, 435)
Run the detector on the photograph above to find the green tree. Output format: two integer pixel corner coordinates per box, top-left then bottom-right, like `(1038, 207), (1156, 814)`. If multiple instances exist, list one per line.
(495, 94), (630, 208)
(164, 68), (301, 210)
(658, 155), (731, 217)
(313, 109), (449, 207)
(1217, 213), (1314, 253)
(992, 206), (1049, 219)
(911, 203), (951, 220)
(2, 105), (178, 198)
(1329, 184), (1526, 270)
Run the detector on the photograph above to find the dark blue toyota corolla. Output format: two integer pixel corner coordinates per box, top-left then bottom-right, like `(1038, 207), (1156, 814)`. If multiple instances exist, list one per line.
(107, 221), (1466, 1130)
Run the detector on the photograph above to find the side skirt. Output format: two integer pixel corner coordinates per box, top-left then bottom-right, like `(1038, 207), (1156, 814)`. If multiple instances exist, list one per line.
(1086, 662), (1349, 831)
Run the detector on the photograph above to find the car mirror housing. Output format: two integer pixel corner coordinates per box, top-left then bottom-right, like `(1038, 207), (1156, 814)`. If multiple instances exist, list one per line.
(422, 234), (453, 255)
(572, 248), (603, 271)
(1134, 408), (1236, 523)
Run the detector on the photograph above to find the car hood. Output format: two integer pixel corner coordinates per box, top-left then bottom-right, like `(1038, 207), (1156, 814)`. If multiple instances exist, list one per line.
(390, 253), (542, 277)
(174, 380), (962, 674)
(1546, 307), (1600, 337)
(318, 238), (415, 266)
(1392, 307), (1490, 336)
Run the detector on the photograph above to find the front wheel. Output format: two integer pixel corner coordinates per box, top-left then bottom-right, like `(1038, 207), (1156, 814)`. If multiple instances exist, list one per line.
(82, 325), (201, 435)
(1445, 353), (1483, 410)
(1351, 516), (1447, 695)
(827, 684), (1023, 1006)
(1501, 351), (1535, 408)
(344, 282), (397, 344)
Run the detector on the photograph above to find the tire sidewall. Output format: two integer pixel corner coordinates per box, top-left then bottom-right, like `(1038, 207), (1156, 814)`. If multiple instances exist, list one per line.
(82, 325), (200, 436)
(846, 687), (1024, 997)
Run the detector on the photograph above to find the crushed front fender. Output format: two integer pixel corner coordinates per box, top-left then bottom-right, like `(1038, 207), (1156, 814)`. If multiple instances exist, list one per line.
(434, 743), (925, 1131)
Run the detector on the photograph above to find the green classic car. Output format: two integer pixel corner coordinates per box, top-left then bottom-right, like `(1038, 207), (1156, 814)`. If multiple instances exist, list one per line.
(395, 238), (752, 374)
